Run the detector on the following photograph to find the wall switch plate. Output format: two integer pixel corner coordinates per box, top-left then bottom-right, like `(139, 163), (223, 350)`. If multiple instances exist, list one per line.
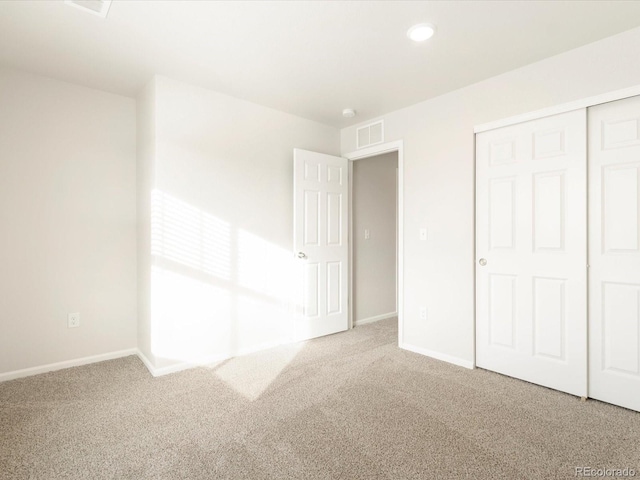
(364, 229), (370, 240)
(419, 228), (427, 241)
(68, 312), (80, 328)
(420, 307), (427, 320)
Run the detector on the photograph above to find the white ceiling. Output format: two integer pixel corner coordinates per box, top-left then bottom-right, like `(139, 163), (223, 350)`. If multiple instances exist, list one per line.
(2, 1), (640, 128)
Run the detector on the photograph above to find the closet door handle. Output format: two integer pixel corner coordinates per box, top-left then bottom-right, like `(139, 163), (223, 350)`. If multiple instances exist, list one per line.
(478, 258), (487, 266)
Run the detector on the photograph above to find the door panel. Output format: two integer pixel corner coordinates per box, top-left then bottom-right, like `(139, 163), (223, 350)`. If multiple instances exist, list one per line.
(327, 262), (342, 315)
(488, 273), (517, 348)
(294, 149), (348, 341)
(489, 177), (516, 249)
(304, 191), (320, 245)
(589, 96), (640, 412)
(603, 282), (640, 374)
(603, 165), (639, 252)
(327, 192), (342, 245)
(476, 109), (587, 397)
(532, 277), (565, 360)
(303, 263), (320, 318)
(533, 172), (565, 251)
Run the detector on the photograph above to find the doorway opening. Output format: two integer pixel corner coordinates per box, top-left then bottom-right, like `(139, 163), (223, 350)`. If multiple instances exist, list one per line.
(351, 151), (398, 329)
(345, 140), (404, 345)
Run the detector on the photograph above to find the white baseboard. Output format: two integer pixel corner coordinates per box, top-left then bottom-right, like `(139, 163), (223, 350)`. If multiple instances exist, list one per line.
(399, 343), (474, 370)
(354, 311), (397, 327)
(135, 349), (157, 376)
(0, 341), (474, 382)
(0, 348), (138, 383)
(136, 349), (230, 377)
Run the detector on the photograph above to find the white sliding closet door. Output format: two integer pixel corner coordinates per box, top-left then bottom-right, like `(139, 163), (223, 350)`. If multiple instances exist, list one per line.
(588, 96), (640, 412)
(476, 109), (587, 397)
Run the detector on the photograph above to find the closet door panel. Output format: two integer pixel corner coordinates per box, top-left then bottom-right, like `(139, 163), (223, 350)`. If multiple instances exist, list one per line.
(476, 109), (587, 397)
(589, 95), (640, 412)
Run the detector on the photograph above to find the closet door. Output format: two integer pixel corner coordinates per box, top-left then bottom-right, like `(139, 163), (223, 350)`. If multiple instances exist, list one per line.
(589, 96), (640, 412)
(476, 109), (587, 397)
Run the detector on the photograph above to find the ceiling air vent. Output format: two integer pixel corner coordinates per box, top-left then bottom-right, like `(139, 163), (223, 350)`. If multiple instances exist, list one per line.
(64, 0), (112, 18)
(356, 120), (384, 149)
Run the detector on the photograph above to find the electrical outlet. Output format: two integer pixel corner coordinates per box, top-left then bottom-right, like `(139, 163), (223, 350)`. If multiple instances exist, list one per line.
(419, 307), (427, 321)
(68, 312), (80, 328)
(364, 229), (370, 240)
(419, 228), (427, 241)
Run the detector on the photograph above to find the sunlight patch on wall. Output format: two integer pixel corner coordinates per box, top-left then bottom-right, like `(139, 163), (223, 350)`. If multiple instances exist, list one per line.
(236, 229), (300, 350)
(235, 293), (290, 354)
(237, 229), (297, 307)
(148, 190), (302, 372)
(151, 265), (232, 364)
(152, 189), (231, 280)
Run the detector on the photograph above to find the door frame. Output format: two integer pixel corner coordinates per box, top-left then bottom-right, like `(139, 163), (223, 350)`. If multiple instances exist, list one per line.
(344, 140), (404, 345)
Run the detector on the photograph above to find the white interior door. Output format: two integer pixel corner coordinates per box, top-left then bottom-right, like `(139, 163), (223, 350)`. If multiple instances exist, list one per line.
(588, 96), (640, 412)
(293, 148), (349, 341)
(476, 109), (587, 397)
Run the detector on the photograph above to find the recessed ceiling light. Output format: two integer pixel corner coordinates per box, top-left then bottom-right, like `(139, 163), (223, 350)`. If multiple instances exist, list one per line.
(342, 108), (356, 118)
(407, 23), (436, 42)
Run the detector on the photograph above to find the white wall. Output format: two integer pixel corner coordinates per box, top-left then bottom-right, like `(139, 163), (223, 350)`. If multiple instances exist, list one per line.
(138, 76), (340, 371)
(341, 26), (640, 365)
(136, 80), (156, 365)
(0, 69), (137, 375)
(353, 152), (397, 323)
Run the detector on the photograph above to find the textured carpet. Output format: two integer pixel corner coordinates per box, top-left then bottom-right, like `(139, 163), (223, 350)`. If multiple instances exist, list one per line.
(1, 318), (639, 480)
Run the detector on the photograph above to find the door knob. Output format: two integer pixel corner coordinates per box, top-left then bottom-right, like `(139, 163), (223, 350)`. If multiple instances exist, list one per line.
(297, 252), (307, 259)
(478, 258), (487, 266)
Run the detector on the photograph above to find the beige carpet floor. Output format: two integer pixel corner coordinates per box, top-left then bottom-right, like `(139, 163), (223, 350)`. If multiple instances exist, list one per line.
(1, 318), (639, 480)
